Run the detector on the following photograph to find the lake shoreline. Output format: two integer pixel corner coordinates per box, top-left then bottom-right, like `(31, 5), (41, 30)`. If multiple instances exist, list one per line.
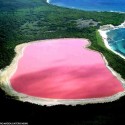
(0, 38), (125, 106)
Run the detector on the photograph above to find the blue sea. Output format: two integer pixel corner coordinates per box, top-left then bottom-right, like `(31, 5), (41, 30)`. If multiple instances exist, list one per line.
(107, 29), (125, 56)
(49, 0), (125, 57)
(50, 0), (125, 12)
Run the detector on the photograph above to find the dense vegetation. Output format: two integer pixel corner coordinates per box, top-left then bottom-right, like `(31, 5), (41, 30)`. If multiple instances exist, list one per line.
(1, 0), (125, 124)
(0, 88), (125, 125)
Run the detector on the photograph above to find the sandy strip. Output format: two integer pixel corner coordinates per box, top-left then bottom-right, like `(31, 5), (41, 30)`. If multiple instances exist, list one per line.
(0, 38), (125, 106)
(98, 21), (125, 60)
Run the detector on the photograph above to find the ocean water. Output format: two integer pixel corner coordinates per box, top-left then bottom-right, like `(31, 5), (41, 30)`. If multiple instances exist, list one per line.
(49, 0), (125, 12)
(107, 28), (125, 56)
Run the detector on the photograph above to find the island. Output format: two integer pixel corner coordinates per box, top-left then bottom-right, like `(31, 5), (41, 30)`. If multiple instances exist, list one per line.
(1, 0), (125, 124)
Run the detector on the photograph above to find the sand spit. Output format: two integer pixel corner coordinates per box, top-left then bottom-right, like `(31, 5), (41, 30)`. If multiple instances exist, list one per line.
(0, 38), (125, 106)
(98, 21), (125, 60)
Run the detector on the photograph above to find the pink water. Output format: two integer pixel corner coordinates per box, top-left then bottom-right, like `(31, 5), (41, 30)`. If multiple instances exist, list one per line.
(10, 39), (124, 99)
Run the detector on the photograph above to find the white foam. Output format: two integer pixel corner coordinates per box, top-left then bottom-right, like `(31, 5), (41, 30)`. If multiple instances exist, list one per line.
(46, 0), (50, 4)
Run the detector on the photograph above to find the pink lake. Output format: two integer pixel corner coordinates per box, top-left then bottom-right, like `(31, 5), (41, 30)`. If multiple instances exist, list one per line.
(10, 39), (124, 99)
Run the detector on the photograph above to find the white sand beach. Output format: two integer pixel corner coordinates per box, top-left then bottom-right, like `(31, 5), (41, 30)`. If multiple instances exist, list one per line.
(98, 21), (125, 60)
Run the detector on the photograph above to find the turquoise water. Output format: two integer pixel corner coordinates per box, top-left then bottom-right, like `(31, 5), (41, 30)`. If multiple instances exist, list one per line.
(50, 0), (125, 12)
(107, 28), (125, 56)
(49, 0), (125, 57)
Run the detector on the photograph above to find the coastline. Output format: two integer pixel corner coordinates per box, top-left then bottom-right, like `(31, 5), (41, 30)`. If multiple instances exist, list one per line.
(46, 0), (125, 14)
(0, 38), (125, 106)
(98, 21), (125, 60)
